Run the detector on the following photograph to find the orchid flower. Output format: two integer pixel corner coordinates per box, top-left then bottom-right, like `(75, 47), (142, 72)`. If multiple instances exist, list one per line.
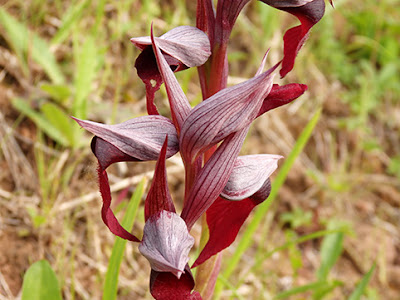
(131, 26), (211, 115)
(74, 1), (330, 298)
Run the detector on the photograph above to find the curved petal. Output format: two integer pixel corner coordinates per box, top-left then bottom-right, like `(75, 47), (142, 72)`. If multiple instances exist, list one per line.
(257, 83), (308, 117)
(196, 0), (215, 47)
(215, 0), (251, 44)
(97, 167), (140, 242)
(73, 116), (179, 161)
(139, 211), (195, 279)
(150, 265), (202, 300)
(91, 137), (139, 170)
(193, 180), (271, 267)
(180, 64), (276, 163)
(181, 128), (248, 230)
(144, 137), (176, 221)
(261, 0), (326, 77)
(221, 154), (282, 201)
(131, 26), (211, 67)
(151, 26), (192, 132)
(132, 26), (211, 116)
(134, 47), (164, 115)
(261, 0), (314, 7)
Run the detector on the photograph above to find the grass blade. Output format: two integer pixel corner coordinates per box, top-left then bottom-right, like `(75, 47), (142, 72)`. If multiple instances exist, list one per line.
(0, 7), (65, 84)
(215, 109), (322, 298)
(21, 260), (62, 300)
(103, 179), (146, 300)
(316, 222), (345, 281)
(73, 35), (99, 119)
(348, 264), (376, 300)
(273, 281), (330, 299)
(51, 0), (90, 45)
(41, 102), (76, 147)
(12, 98), (69, 146)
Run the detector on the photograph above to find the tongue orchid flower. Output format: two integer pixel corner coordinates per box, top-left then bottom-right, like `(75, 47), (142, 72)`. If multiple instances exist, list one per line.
(73, 1), (330, 298)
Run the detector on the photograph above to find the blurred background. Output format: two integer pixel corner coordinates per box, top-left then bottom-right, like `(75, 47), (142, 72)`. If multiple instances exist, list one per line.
(0, 0), (399, 299)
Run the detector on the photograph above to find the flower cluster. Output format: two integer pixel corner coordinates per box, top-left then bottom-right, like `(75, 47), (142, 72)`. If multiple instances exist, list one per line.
(74, 0), (331, 299)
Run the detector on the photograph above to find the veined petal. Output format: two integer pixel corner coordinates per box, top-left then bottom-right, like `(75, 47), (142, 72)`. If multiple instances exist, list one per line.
(221, 154), (282, 201)
(196, 0), (216, 47)
(73, 116), (179, 161)
(151, 26), (192, 132)
(139, 211), (195, 279)
(150, 265), (202, 300)
(261, 0), (314, 7)
(131, 26), (211, 67)
(181, 128), (248, 230)
(180, 65), (276, 162)
(144, 137), (176, 221)
(261, 0), (326, 77)
(215, 0), (251, 44)
(132, 26), (211, 116)
(257, 83), (308, 117)
(91, 137), (139, 170)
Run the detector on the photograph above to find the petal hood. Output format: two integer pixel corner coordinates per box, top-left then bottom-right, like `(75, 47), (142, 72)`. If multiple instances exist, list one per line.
(221, 154), (282, 201)
(139, 211), (195, 279)
(73, 116), (179, 162)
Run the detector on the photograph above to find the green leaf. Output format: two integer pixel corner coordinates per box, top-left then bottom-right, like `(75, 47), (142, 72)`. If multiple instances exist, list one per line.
(51, 0), (90, 45)
(21, 260), (62, 300)
(12, 98), (69, 146)
(41, 102), (75, 146)
(215, 109), (322, 297)
(0, 7), (65, 84)
(285, 230), (303, 272)
(348, 264), (376, 300)
(103, 179), (146, 300)
(73, 35), (99, 119)
(40, 84), (71, 104)
(274, 281), (330, 299)
(312, 280), (343, 300)
(316, 222), (344, 281)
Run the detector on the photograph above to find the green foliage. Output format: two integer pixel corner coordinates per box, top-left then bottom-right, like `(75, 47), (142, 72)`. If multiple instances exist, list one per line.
(348, 264), (376, 300)
(280, 208), (312, 229)
(0, 7), (65, 84)
(21, 260), (62, 300)
(51, 0), (91, 45)
(285, 230), (303, 273)
(73, 35), (100, 120)
(12, 98), (71, 146)
(316, 221), (346, 282)
(103, 179), (146, 300)
(387, 155), (400, 179)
